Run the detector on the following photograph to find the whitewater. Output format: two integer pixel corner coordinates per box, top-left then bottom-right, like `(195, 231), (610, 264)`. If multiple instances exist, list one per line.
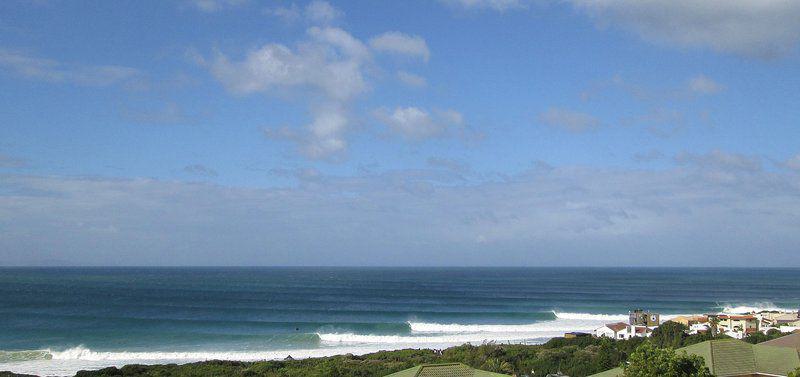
(2, 267), (799, 376)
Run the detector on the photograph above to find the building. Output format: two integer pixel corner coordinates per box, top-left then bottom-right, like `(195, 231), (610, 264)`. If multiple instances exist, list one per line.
(670, 315), (709, 327)
(713, 314), (760, 339)
(629, 309), (660, 327)
(384, 363), (511, 377)
(595, 322), (629, 339)
(589, 338), (800, 377)
(595, 322), (652, 340)
(759, 311), (800, 328)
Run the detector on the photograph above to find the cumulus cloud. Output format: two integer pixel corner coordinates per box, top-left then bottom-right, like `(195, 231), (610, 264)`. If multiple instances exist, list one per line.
(569, 0), (800, 58)
(266, 1), (342, 24)
(539, 107), (600, 133)
(439, 0), (526, 12)
(369, 32), (430, 61)
(397, 71), (427, 87)
(675, 150), (763, 183)
(209, 27), (370, 159)
(3, 153), (799, 266)
(0, 49), (139, 86)
(304, 0), (342, 23)
(374, 107), (465, 141)
(688, 75), (724, 94)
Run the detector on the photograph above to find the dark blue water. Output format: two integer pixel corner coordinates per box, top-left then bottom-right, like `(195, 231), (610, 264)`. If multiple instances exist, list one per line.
(0, 267), (798, 374)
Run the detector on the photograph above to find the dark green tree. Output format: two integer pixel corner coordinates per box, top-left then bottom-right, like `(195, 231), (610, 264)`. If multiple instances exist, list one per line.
(623, 342), (712, 377)
(649, 321), (689, 349)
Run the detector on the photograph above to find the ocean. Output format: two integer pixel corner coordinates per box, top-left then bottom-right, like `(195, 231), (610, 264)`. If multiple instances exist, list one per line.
(1, 267), (798, 376)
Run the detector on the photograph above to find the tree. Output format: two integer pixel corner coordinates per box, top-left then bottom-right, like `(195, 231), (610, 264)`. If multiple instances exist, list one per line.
(623, 342), (712, 377)
(788, 367), (800, 377)
(650, 321), (689, 348)
(709, 317), (720, 337)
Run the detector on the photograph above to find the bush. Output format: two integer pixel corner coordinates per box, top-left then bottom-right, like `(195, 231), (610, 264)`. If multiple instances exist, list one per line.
(623, 342), (712, 377)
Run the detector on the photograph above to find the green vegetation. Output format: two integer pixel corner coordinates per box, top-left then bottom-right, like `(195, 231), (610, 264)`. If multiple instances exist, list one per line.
(788, 366), (800, 377)
(6, 329), (791, 377)
(622, 342), (711, 377)
(743, 328), (785, 344)
(65, 334), (706, 377)
(648, 322), (722, 349)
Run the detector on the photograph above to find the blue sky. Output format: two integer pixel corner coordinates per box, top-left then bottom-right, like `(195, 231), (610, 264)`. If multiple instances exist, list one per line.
(1, 0), (799, 266)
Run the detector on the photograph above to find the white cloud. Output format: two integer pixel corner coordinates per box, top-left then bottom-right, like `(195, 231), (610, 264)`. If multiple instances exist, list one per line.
(187, 0), (247, 12)
(266, 1), (342, 24)
(369, 32), (430, 61)
(688, 75), (724, 95)
(374, 107), (464, 140)
(209, 27), (371, 159)
(784, 154), (800, 171)
(439, 0), (526, 12)
(0, 49), (139, 86)
(265, 104), (350, 159)
(539, 107), (600, 133)
(676, 150), (762, 172)
(304, 0), (342, 23)
(397, 71), (427, 88)
(569, 0), (800, 58)
(3, 154), (800, 266)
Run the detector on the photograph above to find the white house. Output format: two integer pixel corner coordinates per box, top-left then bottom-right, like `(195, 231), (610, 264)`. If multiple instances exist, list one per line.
(595, 322), (629, 339)
(689, 323), (710, 335)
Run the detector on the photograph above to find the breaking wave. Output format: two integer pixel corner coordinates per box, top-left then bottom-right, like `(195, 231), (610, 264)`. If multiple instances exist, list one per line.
(2, 345), (390, 363)
(552, 312), (628, 321)
(719, 303), (798, 314)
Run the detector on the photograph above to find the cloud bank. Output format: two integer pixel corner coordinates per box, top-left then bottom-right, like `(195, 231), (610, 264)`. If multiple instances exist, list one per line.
(2, 152), (799, 266)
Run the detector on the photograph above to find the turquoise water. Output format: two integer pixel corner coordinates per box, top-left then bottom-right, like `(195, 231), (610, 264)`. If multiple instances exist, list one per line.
(0, 267), (798, 375)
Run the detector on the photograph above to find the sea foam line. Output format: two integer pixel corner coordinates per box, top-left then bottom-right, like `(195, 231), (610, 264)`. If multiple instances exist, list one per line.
(719, 303), (798, 314)
(39, 345), (379, 362)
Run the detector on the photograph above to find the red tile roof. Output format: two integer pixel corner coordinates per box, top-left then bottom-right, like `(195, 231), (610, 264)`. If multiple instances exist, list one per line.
(606, 322), (628, 332)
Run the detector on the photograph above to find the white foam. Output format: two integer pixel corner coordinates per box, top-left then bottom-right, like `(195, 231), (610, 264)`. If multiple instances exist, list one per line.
(0, 345), (400, 377)
(720, 303), (798, 314)
(317, 331), (548, 345)
(552, 312), (628, 321)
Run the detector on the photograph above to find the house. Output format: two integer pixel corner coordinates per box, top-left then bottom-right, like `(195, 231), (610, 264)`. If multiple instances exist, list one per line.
(595, 322), (651, 340)
(627, 325), (652, 338)
(595, 322), (629, 339)
(384, 363), (511, 377)
(589, 338), (800, 377)
(689, 323), (710, 335)
(629, 309), (660, 327)
(670, 315), (709, 327)
(758, 311), (800, 328)
(711, 314), (759, 339)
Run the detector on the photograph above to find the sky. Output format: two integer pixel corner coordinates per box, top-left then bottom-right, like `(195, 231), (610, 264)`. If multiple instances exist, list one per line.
(1, 0), (799, 267)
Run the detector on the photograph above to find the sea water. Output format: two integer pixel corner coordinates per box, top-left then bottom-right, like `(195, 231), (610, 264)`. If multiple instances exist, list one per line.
(1, 267), (798, 376)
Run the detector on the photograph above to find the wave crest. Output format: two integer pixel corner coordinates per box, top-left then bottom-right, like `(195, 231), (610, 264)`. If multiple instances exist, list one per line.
(719, 303), (798, 314)
(552, 312), (628, 321)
